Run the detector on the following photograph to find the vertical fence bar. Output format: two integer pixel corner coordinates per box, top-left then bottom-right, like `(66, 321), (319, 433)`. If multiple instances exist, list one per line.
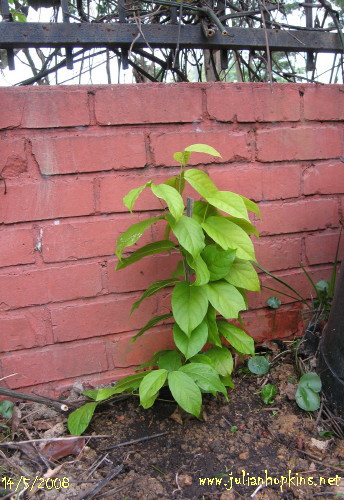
(0, 0), (15, 70)
(60, 0), (74, 69)
(118, 1), (129, 70)
(305, 0), (315, 71)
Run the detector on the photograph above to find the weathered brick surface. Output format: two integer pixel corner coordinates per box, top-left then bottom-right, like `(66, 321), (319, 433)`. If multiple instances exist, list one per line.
(95, 84), (203, 125)
(207, 83), (301, 122)
(0, 82), (342, 395)
(256, 125), (343, 162)
(32, 132), (146, 175)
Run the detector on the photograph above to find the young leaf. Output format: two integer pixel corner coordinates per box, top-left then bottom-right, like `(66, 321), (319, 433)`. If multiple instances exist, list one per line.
(224, 259), (260, 292)
(267, 296), (281, 309)
(179, 363), (228, 399)
(173, 151), (191, 166)
(157, 350), (183, 371)
(205, 346), (234, 377)
(184, 168), (218, 198)
(131, 313), (173, 342)
(261, 384), (278, 404)
(247, 356), (270, 375)
(186, 253), (210, 286)
(131, 278), (179, 314)
(172, 281), (208, 336)
(201, 216), (256, 261)
(169, 215), (205, 258)
(115, 216), (164, 260)
(139, 369), (168, 408)
(67, 402), (98, 436)
(123, 182), (152, 213)
(206, 281), (246, 319)
(116, 240), (176, 270)
(168, 371), (202, 417)
(0, 401), (14, 419)
(184, 144), (222, 157)
(204, 191), (249, 221)
(217, 320), (255, 355)
(173, 321), (208, 360)
(205, 304), (222, 347)
(201, 244), (236, 281)
(164, 175), (186, 194)
(151, 183), (184, 221)
(240, 195), (261, 217)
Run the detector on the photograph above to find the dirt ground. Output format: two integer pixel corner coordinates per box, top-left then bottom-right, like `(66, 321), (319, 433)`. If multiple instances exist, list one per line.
(1, 338), (344, 500)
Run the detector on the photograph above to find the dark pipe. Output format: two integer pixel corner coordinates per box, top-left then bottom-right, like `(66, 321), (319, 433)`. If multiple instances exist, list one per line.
(318, 257), (344, 416)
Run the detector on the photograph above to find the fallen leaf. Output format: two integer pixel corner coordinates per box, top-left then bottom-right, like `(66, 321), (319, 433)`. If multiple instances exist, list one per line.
(39, 437), (85, 461)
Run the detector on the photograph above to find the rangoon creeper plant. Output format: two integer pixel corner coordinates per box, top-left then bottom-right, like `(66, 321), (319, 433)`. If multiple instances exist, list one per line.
(68, 144), (261, 435)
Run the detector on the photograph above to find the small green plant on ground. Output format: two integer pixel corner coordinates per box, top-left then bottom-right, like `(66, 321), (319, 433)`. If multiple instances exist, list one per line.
(68, 144), (262, 435)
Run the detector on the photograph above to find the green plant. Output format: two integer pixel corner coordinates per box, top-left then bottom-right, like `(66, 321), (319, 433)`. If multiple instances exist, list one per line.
(247, 355), (270, 375)
(295, 372), (322, 411)
(0, 401), (14, 419)
(68, 144), (261, 435)
(260, 384), (278, 405)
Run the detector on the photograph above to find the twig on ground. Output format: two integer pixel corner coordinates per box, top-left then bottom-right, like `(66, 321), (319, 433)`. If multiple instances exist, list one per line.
(101, 431), (168, 451)
(78, 464), (124, 500)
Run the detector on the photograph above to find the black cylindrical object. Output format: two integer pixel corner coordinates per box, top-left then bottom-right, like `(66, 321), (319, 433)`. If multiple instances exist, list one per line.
(318, 258), (344, 417)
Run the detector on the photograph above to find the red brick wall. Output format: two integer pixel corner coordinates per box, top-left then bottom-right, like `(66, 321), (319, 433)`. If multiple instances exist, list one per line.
(0, 82), (343, 397)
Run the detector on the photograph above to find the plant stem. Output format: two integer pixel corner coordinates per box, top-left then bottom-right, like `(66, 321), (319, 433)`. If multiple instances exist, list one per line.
(185, 197), (194, 283)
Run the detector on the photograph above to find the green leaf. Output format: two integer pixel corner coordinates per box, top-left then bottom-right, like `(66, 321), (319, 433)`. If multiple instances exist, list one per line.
(201, 244), (236, 281)
(206, 281), (246, 319)
(261, 384), (278, 404)
(298, 373), (322, 392)
(295, 386), (321, 412)
(171, 260), (185, 278)
(186, 253), (210, 286)
(123, 182), (152, 213)
(131, 313), (173, 342)
(172, 281), (208, 335)
(267, 296), (281, 309)
(67, 402), (98, 436)
(205, 305), (222, 347)
(184, 168), (218, 198)
(115, 216), (164, 260)
(164, 175), (186, 194)
(204, 191), (249, 221)
(217, 320), (255, 355)
(173, 151), (191, 166)
(192, 201), (219, 224)
(109, 372), (151, 395)
(169, 215), (205, 258)
(139, 369), (168, 408)
(0, 401), (14, 419)
(116, 240), (176, 270)
(157, 351), (182, 371)
(224, 259), (260, 292)
(205, 346), (234, 377)
(151, 183), (184, 221)
(240, 195), (261, 217)
(179, 363), (228, 399)
(201, 216), (256, 261)
(168, 371), (202, 417)
(184, 144), (222, 157)
(247, 356), (270, 375)
(226, 217), (260, 238)
(173, 321), (208, 360)
(189, 353), (215, 366)
(131, 278), (178, 314)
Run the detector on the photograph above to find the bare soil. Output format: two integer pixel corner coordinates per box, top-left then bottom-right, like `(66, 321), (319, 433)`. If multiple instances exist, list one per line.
(1, 339), (344, 500)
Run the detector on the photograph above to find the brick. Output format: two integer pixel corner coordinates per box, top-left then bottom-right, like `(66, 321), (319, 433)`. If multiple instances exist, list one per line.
(0, 227), (35, 267)
(32, 132), (146, 175)
(207, 165), (263, 201)
(255, 235), (302, 272)
(109, 326), (174, 368)
(151, 130), (251, 167)
(21, 88), (90, 128)
(0, 262), (102, 309)
(304, 85), (344, 121)
(0, 308), (53, 352)
(42, 214), (150, 262)
(0, 178), (94, 223)
(255, 198), (339, 236)
(303, 161), (344, 195)
(262, 164), (300, 200)
(107, 252), (180, 293)
(256, 125), (343, 162)
(0, 88), (25, 129)
(0, 137), (27, 175)
(95, 84), (203, 125)
(51, 294), (157, 342)
(1, 340), (108, 388)
(207, 83), (300, 122)
(305, 230), (344, 266)
(241, 304), (304, 341)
